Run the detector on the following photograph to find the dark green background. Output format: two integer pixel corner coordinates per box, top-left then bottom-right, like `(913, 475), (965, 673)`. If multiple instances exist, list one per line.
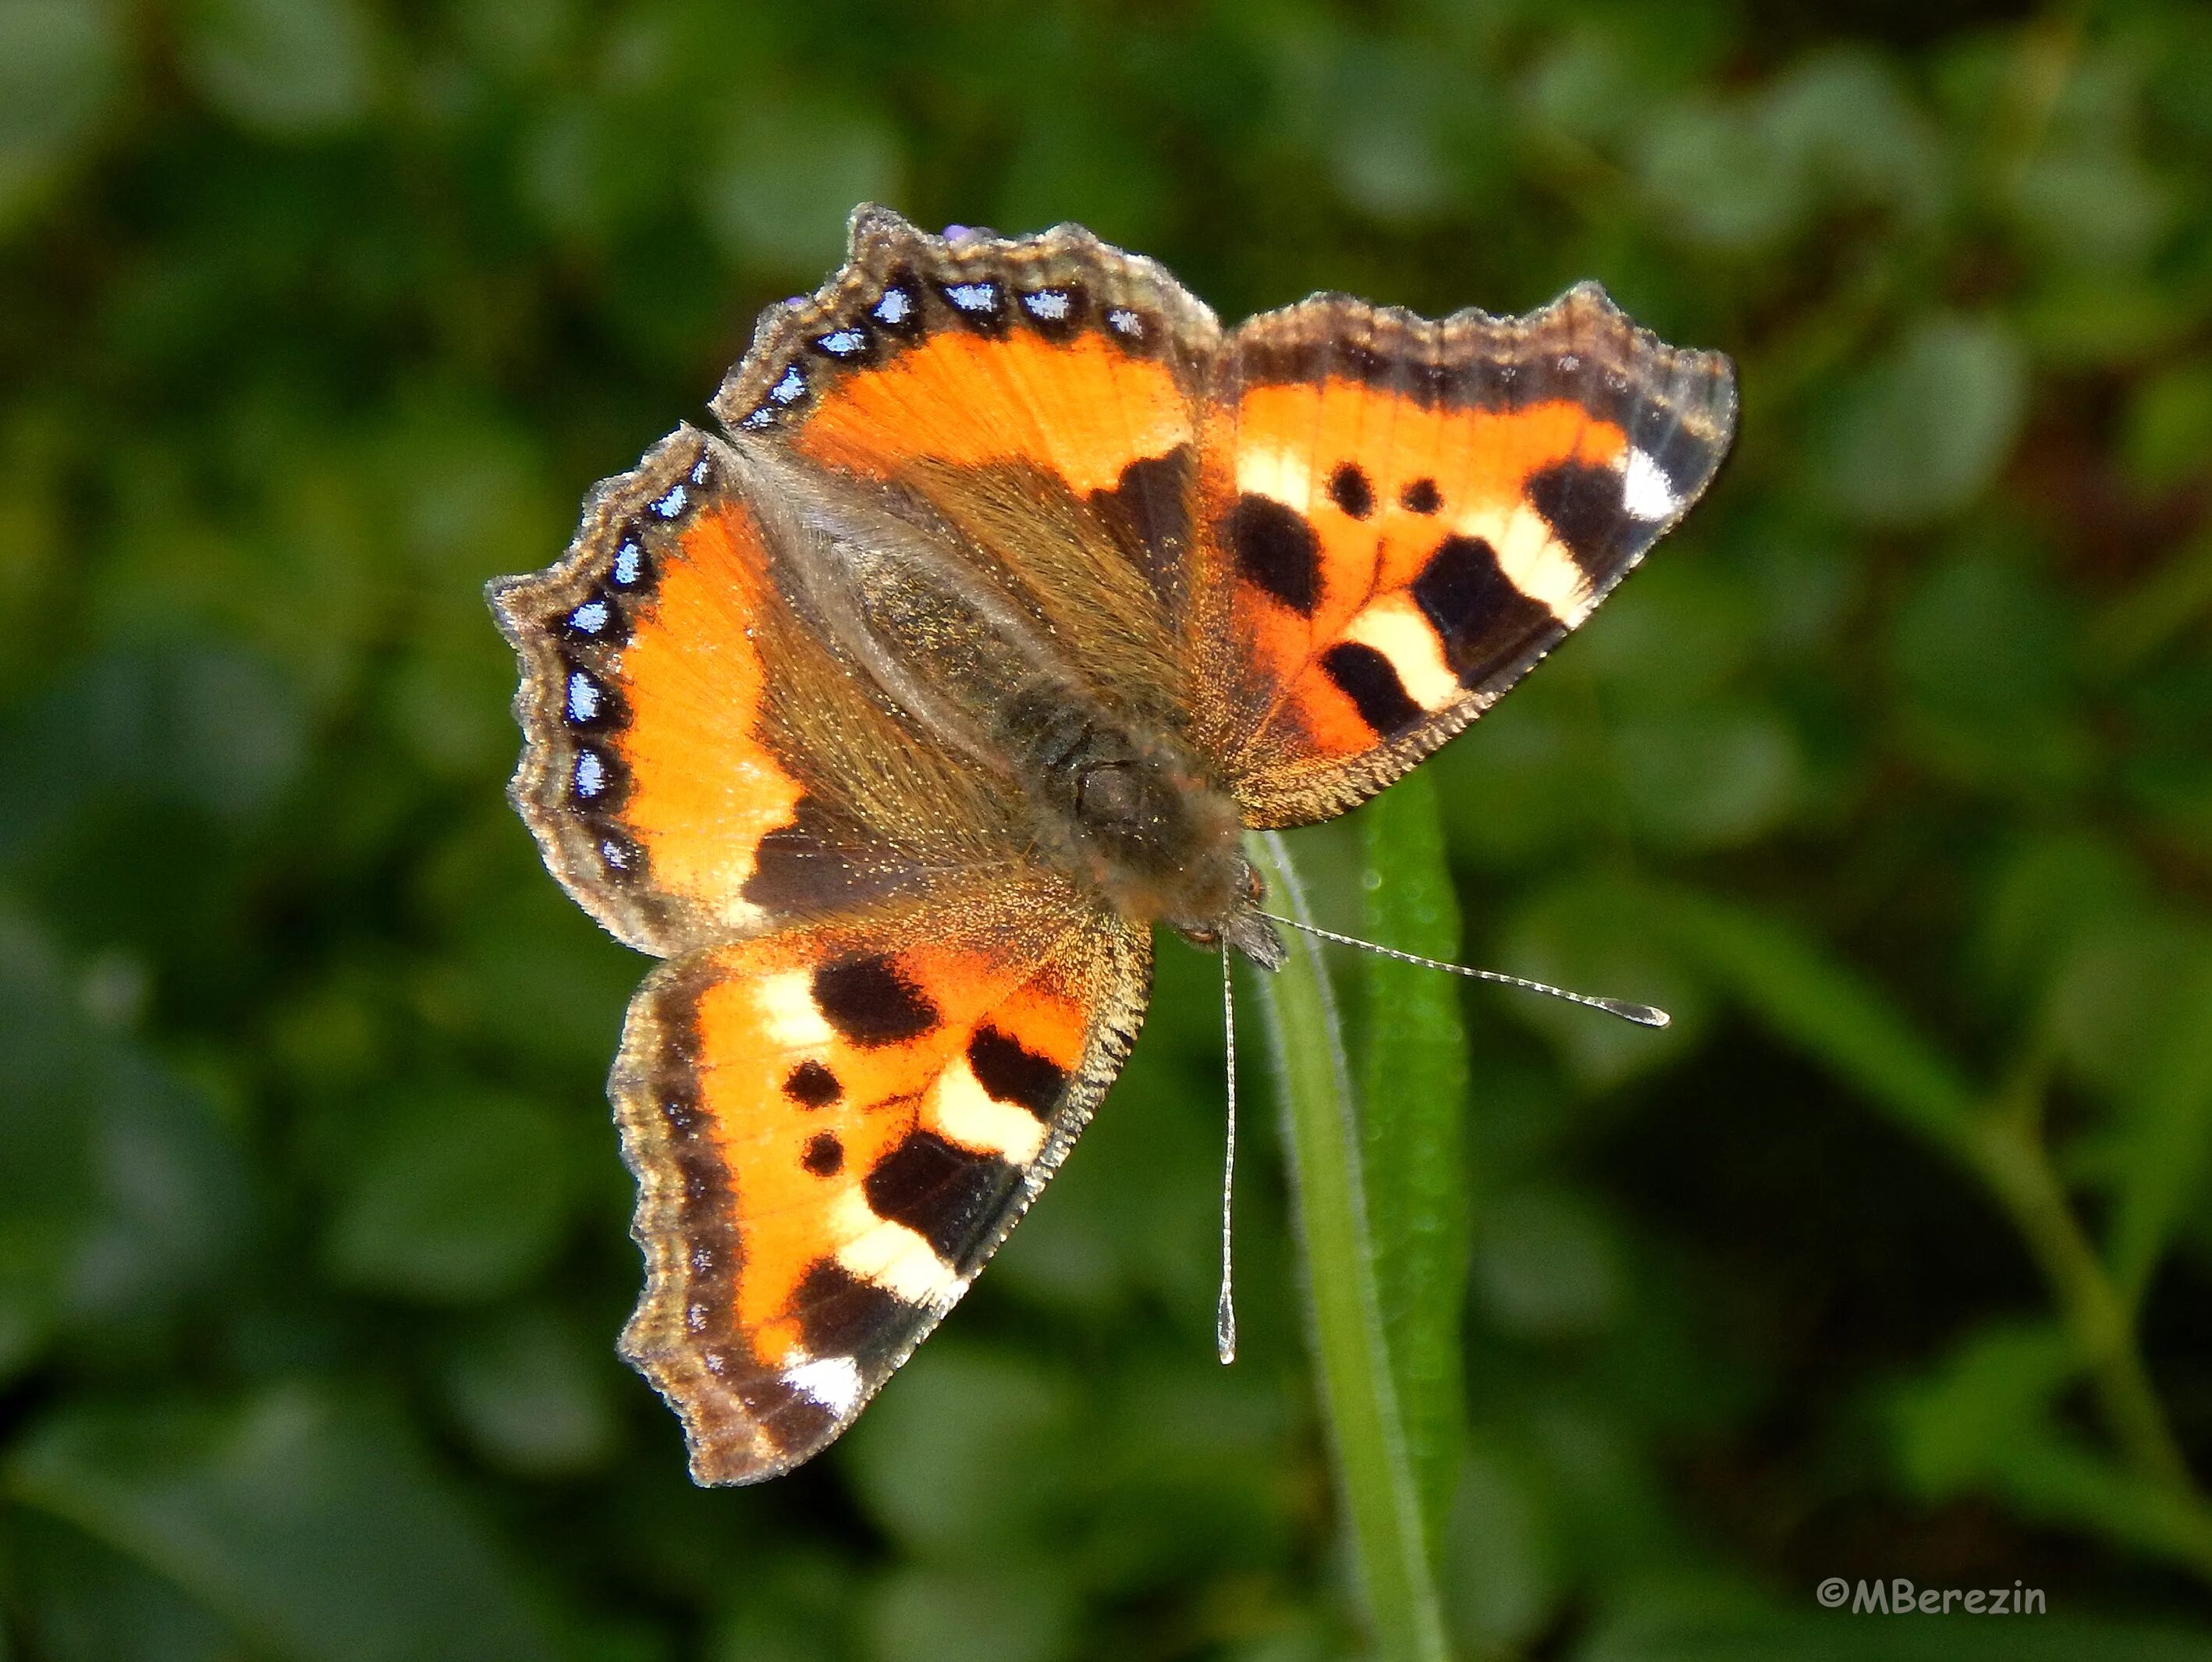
(7, 0), (2212, 1657)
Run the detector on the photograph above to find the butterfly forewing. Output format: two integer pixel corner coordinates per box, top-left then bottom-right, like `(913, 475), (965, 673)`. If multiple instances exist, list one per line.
(1191, 282), (1736, 826)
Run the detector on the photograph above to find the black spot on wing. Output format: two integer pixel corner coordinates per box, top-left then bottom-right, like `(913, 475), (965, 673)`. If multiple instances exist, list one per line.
(562, 589), (627, 646)
(863, 1128), (1021, 1269)
(1328, 462), (1374, 520)
(936, 277), (1010, 336)
(595, 830), (644, 882)
(966, 1025), (1067, 1121)
(802, 1131), (844, 1177)
(1400, 478), (1441, 515)
(785, 1060), (841, 1107)
(569, 745), (628, 811)
(1087, 446), (1193, 610)
(1524, 457), (1631, 585)
(1226, 494), (1321, 616)
(868, 268), (926, 337)
(734, 1374), (841, 1457)
(1016, 283), (1088, 342)
(559, 662), (621, 734)
(811, 955), (939, 1047)
(792, 1259), (913, 1361)
(1319, 641), (1422, 737)
(744, 797), (907, 917)
(1411, 535), (1561, 686)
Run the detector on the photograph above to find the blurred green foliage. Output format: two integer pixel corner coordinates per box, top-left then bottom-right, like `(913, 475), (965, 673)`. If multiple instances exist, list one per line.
(5, 0), (2212, 1657)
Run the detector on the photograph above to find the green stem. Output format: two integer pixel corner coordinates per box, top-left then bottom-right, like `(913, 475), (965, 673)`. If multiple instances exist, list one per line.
(1245, 830), (1453, 1662)
(1965, 1115), (2196, 1500)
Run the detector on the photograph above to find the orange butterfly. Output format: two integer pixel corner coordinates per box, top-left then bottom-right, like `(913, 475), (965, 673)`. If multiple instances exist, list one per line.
(489, 207), (1734, 1483)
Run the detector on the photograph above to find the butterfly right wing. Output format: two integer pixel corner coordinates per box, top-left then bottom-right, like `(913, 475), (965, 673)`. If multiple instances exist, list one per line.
(615, 884), (1149, 1483)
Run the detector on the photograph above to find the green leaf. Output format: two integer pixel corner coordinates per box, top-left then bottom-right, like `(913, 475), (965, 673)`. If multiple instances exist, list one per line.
(863, 1566), (1074, 1662)
(2082, 945), (2212, 1306)
(1467, 1186), (1621, 1340)
(1814, 314), (2028, 526)
(1889, 550), (2090, 795)
(12, 1509), (252, 1662)
(1497, 872), (1703, 1090)
(698, 102), (902, 272)
(1890, 1325), (2212, 1579)
(1355, 770), (1472, 1553)
(179, 0), (380, 137)
(321, 1085), (573, 1303)
(1656, 886), (1980, 1152)
(2120, 360), (2212, 494)
(1246, 829), (1450, 1662)
(0, 914), (250, 1376)
(7, 1384), (559, 1662)
(1439, 1436), (1563, 1653)
(438, 1305), (620, 1478)
(0, 0), (124, 236)
(837, 1342), (1078, 1562)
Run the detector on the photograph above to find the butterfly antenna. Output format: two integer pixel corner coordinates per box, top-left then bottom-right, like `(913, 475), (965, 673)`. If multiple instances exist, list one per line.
(1216, 946), (1238, 1365)
(1256, 912), (1671, 1028)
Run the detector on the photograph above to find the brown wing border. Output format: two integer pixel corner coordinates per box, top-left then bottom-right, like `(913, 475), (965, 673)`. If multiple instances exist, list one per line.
(487, 424), (727, 955)
(708, 204), (1222, 439)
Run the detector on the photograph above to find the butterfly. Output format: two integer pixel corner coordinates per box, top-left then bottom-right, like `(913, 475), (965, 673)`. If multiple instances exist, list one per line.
(488, 206), (1735, 1484)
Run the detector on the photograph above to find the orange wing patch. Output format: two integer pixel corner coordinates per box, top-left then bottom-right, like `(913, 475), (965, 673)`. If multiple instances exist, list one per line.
(792, 327), (1194, 498)
(1192, 284), (1736, 824)
(492, 428), (805, 952)
(707, 209), (1222, 618)
(612, 899), (1148, 1484)
(598, 482), (803, 938)
(492, 425), (985, 954)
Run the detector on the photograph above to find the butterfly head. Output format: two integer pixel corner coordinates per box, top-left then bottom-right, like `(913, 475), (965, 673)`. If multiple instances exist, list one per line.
(1045, 721), (1284, 969)
(1191, 872), (1289, 971)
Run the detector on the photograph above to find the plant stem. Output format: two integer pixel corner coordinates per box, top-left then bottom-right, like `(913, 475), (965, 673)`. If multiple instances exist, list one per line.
(1246, 830), (1453, 1662)
(1966, 1114), (2196, 1497)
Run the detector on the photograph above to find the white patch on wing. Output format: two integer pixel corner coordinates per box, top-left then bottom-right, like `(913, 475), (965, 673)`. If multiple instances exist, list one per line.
(1343, 594), (1461, 712)
(1622, 449), (1681, 521)
(1235, 444), (1313, 509)
(756, 969), (836, 1052)
(1450, 505), (1592, 626)
(784, 1352), (864, 1416)
(829, 1191), (957, 1305)
(928, 1058), (1048, 1165)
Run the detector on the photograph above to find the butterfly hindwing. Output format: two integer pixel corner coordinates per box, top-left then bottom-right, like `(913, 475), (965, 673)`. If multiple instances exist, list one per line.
(613, 887), (1149, 1483)
(1189, 282), (1737, 826)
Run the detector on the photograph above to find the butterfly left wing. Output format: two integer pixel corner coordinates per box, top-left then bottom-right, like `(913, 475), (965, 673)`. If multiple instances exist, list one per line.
(1185, 283), (1736, 826)
(616, 882), (1149, 1484)
(489, 428), (1024, 957)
